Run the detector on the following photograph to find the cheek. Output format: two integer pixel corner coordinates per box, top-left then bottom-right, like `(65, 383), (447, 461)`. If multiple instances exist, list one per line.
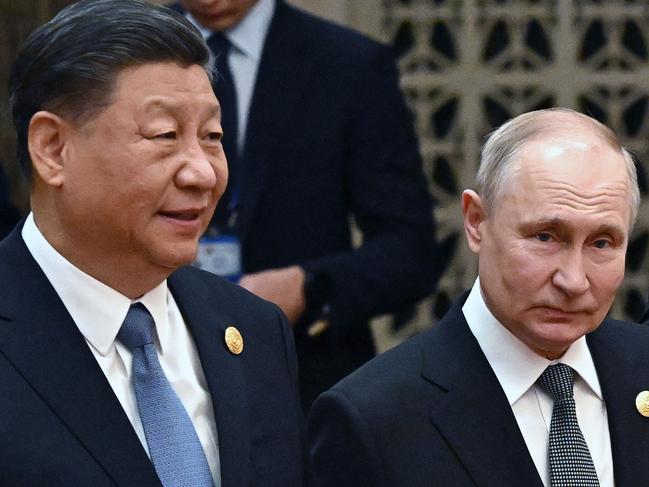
(208, 154), (228, 194)
(501, 251), (556, 299)
(588, 259), (625, 298)
(94, 166), (168, 221)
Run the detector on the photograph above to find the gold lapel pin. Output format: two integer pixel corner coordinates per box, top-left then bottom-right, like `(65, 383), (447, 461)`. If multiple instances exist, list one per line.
(225, 326), (244, 355)
(635, 391), (649, 417)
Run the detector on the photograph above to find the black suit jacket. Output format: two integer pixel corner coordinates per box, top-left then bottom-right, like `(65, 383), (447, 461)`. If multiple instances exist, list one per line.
(308, 293), (649, 486)
(0, 227), (305, 487)
(173, 0), (439, 407)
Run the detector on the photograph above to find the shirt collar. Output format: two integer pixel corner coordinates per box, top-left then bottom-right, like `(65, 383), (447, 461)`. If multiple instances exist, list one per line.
(186, 0), (275, 61)
(21, 212), (171, 356)
(462, 278), (603, 405)
(134, 281), (171, 355)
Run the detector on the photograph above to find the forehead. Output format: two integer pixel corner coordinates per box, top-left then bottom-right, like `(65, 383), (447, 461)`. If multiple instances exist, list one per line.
(502, 134), (631, 230)
(520, 133), (627, 182)
(109, 62), (217, 113)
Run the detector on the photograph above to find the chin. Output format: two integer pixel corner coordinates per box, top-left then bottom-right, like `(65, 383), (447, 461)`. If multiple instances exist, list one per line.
(532, 327), (592, 358)
(152, 245), (199, 271)
(200, 14), (236, 31)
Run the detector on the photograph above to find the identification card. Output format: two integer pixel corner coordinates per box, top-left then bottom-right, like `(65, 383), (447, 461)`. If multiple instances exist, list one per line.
(194, 234), (242, 282)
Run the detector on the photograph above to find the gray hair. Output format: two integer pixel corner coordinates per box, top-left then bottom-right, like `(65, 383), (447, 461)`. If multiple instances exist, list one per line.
(476, 108), (640, 226)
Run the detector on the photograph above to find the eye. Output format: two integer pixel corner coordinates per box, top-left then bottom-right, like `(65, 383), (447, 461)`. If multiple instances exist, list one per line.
(593, 239), (610, 249)
(536, 232), (553, 242)
(206, 132), (222, 141)
(156, 131), (177, 140)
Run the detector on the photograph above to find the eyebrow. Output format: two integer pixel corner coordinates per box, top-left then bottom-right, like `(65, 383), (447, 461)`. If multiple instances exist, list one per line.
(519, 217), (626, 238)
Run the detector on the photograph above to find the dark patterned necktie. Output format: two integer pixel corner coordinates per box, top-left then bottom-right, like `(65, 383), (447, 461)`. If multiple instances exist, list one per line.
(537, 364), (600, 486)
(206, 32), (239, 231)
(118, 303), (214, 487)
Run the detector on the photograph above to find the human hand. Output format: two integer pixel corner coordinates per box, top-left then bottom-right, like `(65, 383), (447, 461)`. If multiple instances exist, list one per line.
(238, 265), (306, 324)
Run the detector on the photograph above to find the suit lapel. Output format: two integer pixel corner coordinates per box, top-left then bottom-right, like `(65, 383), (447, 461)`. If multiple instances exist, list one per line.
(0, 230), (160, 487)
(238, 0), (317, 240)
(422, 296), (544, 487)
(588, 320), (649, 486)
(169, 269), (250, 487)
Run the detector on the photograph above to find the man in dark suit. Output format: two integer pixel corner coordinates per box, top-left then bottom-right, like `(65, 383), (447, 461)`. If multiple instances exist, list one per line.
(173, 0), (439, 409)
(309, 108), (649, 486)
(2, 1), (304, 485)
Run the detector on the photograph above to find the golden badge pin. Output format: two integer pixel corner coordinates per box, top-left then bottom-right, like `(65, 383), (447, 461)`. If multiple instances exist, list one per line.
(225, 326), (244, 355)
(635, 391), (649, 417)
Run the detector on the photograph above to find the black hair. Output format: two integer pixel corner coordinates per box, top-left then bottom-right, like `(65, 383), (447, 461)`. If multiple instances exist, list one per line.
(9, 0), (211, 180)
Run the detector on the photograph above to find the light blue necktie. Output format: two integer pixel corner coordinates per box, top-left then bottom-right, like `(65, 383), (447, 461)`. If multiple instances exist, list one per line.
(118, 303), (214, 487)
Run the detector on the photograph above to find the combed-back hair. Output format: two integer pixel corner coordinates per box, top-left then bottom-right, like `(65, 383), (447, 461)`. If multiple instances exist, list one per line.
(477, 107), (640, 227)
(9, 0), (212, 181)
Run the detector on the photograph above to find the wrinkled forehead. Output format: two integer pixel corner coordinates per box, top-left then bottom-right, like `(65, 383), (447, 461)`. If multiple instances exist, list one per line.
(505, 136), (632, 227)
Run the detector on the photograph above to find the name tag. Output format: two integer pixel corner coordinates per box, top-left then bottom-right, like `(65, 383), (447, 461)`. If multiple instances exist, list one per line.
(195, 234), (242, 282)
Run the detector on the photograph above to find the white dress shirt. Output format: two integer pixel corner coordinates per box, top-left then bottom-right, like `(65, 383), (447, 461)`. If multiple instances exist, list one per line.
(462, 278), (614, 487)
(187, 0), (276, 153)
(22, 213), (221, 483)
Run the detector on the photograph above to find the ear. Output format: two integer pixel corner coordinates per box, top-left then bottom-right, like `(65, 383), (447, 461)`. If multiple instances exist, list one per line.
(462, 189), (486, 254)
(28, 111), (68, 187)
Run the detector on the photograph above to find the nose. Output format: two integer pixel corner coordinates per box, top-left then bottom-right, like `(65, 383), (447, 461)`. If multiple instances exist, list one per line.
(175, 140), (225, 193)
(552, 249), (590, 297)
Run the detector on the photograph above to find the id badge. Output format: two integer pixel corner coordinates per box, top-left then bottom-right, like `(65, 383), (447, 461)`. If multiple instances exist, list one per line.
(194, 234), (242, 282)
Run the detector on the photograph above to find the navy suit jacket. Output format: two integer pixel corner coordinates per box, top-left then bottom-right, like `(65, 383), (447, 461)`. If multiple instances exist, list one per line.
(173, 0), (439, 406)
(0, 227), (305, 487)
(308, 293), (649, 486)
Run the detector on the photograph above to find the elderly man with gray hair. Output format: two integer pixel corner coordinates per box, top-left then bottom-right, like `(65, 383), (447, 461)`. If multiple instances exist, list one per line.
(308, 108), (649, 487)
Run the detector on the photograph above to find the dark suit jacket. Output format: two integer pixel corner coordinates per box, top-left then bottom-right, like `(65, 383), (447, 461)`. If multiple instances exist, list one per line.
(0, 227), (305, 487)
(173, 0), (439, 407)
(308, 292), (649, 486)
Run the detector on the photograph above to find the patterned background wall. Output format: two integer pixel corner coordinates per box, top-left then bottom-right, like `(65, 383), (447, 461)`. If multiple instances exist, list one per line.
(367, 0), (649, 350)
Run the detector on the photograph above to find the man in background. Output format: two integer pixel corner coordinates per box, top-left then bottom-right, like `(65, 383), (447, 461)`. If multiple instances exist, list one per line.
(309, 108), (649, 486)
(2, 1), (304, 485)
(174, 0), (440, 408)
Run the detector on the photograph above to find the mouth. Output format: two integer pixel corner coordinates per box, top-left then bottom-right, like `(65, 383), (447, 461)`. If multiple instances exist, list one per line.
(536, 306), (589, 321)
(158, 209), (202, 221)
(198, 10), (231, 21)
(157, 208), (207, 235)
